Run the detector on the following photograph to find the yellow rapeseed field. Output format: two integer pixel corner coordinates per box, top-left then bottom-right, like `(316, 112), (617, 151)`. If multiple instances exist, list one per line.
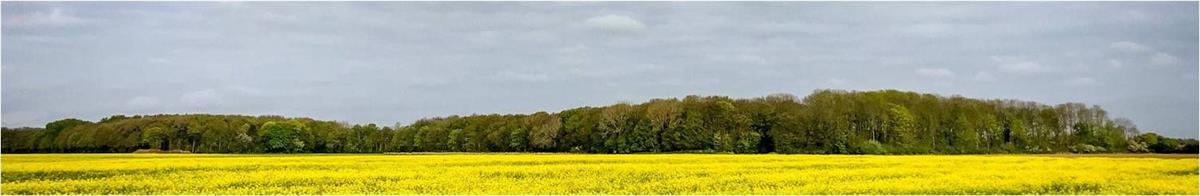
(1, 154), (1196, 194)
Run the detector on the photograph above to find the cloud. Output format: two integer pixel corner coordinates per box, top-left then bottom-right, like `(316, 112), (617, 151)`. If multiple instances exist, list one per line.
(825, 78), (848, 86)
(495, 71), (550, 82)
(146, 58), (172, 64)
(228, 86), (264, 96)
(1107, 59), (1124, 68)
(973, 71), (996, 81)
(126, 96), (161, 107)
(915, 68), (956, 78)
(181, 89), (223, 106)
(998, 62), (1050, 74)
(1, 2), (1196, 139)
(1064, 77), (1098, 86)
(585, 14), (646, 34)
(990, 56), (1051, 74)
(4, 8), (84, 27)
(1109, 41), (1150, 52)
(1150, 52), (1181, 65)
(709, 54), (768, 65)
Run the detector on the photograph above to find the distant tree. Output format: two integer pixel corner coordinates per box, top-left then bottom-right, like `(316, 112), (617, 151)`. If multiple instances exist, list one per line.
(259, 121), (307, 153)
(141, 127), (169, 151)
(1137, 133), (1160, 145)
(885, 103), (915, 146)
(527, 112), (561, 151)
(508, 127), (528, 152)
(1114, 118), (1139, 138)
(4, 90), (1191, 155)
(45, 118), (90, 134)
(99, 115), (131, 123)
(599, 103), (636, 153)
(448, 129), (464, 151)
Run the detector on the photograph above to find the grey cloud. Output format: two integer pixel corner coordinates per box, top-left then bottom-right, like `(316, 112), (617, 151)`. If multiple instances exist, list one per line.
(180, 89), (222, 106)
(825, 78), (849, 86)
(126, 96), (161, 108)
(584, 14), (647, 34)
(990, 56), (1052, 74)
(915, 68), (956, 78)
(4, 8), (84, 27)
(2, 2), (1196, 138)
(1150, 52), (1181, 65)
(972, 71), (996, 82)
(495, 71), (551, 83)
(1064, 77), (1099, 86)
(1110, 41), (1151, 52)
(1107, 59), (1124, 68)
(998, 62), (1050, 74)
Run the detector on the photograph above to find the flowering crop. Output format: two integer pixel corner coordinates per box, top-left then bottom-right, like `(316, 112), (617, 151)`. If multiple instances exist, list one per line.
(1, 154), (1195, 194)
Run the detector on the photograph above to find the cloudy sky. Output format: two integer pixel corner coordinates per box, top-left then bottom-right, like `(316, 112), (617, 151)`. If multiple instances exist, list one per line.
(3, 2), (1196, 138)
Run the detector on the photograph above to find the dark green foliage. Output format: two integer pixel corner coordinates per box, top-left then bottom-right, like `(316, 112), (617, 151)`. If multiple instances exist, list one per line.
(259, 121), (307, 153)
(1134, 133), (1200, 154)
(1, 89), (1193, 154)
(45, 118), (90, 134)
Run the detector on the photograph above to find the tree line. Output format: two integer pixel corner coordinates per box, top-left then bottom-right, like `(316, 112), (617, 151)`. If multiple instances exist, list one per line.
(3, 89), (1196, 154)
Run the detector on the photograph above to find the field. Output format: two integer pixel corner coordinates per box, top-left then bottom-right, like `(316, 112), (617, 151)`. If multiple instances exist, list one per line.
(1, 154), (1197, 194)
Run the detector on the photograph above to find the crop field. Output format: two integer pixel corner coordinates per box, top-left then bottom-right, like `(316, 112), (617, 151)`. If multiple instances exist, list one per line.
(1, 154), (1196, 194)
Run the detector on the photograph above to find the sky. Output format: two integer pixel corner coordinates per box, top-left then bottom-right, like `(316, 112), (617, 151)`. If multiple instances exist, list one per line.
(2, 2), (1197, 138)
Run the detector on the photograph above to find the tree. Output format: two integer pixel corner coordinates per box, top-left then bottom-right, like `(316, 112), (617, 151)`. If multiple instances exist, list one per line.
(99, 115), (131, 123)
(259, 121), (307, 153)
(141, 127), (169, 150)
(644, 99), (682, 152)
(527, 112), (561, 151)
(885, 103), (915, 146)
(599, 103), (636, 153)
(448, 129), (464, 151)
(1006, 118), (1029, 150)
(1137, 133), (1160, 145)
(1114, 118), (1139, 139)
(45, 118), (90, 134)
(508, 127), (528, 152)
(235, 124), (256, 153)
(667, 96), (708, 151)
(734, 131), (761, 154)
(4, 90), (1187, 155)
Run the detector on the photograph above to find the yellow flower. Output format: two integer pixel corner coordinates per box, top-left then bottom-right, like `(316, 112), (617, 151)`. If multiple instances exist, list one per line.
(1, 154), (1195, 194)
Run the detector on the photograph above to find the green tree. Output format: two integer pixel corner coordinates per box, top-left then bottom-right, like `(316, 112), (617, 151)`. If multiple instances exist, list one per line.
(259, 121), (307, 153)
(448, 129), (464, 151)
(885, 103), (915, 146)
(509, 127), (528, 152)
(4, 90), (1187, 155)
(141, 127), (169, 150)
(527, 112), (561, 151)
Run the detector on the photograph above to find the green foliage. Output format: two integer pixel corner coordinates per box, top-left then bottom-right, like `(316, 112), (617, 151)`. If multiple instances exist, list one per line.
(508, 128), (527, 152)
(141, 127), (169, 150)
(857, 140), (887, 154)
(527, 112), (561, 151)
(2, 90), (1193, 154)
(259, 121), (307, 153)
(1137, 133), (1199, 154)
(448, 129), (464, 151)
(734, 131), (761, 154)
(45, 118), (90, 134)
(99, 115), (131, 123)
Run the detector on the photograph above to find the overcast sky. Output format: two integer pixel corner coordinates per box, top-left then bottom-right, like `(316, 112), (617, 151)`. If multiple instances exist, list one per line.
(2, 2), (1196, 138)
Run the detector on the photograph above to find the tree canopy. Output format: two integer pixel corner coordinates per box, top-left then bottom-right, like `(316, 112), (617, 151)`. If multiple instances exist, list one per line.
(3, 89), (1195, 154)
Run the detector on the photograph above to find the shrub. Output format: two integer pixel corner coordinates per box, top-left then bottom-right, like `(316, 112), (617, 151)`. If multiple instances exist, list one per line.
(1127, 141), (1150, 153)
(856, 140), (888, 155)
(1069, 144), (1107, 154)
